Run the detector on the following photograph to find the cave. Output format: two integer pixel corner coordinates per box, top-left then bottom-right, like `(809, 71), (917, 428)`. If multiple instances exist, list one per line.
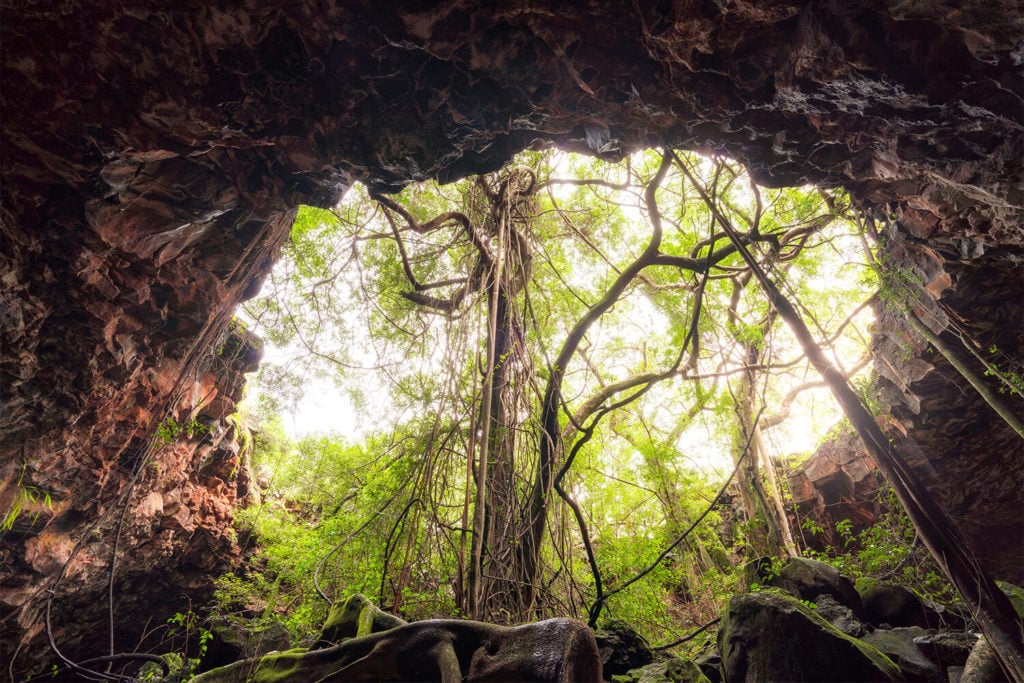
(1, 1), (1022, 678)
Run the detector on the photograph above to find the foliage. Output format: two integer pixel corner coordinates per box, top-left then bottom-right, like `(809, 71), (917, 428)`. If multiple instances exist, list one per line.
(983, 344), (1024, 397)
(138, 611), (212, 681)
(155, 416), (211, 446)
(1, 463), (53, 534)
(214, 148), (880, 648)
(869, 244), (925, 313)
(801, 486), (958, 606)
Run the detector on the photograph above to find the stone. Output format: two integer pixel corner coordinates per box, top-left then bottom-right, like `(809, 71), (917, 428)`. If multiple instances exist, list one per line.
(870, 237), (1024, 586)
(913, 631), (977, 669)
(857, 579), (930, 629)
(0, 322), (261, 673)
(618, 655), (711, 683)
(814, 593), (867, 638)
(766, 557), (864, 616)
(719, 591), (901, 682)
(203, 619), (293, 670)
(862, 626), (944, 683)
(694, 648), (723, 683)
(595, 619), (654, 678)
(788, 431), (884, 553)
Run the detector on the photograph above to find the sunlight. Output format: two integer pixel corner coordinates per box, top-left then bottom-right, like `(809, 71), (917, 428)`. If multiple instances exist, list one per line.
(236, 147), (885, 641)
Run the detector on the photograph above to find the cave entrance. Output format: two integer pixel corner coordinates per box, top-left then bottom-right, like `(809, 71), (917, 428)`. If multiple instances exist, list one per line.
(3, 3), (1022, 679)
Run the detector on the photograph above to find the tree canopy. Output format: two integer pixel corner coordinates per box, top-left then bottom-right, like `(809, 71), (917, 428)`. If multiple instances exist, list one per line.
(230, 148), (890, 646)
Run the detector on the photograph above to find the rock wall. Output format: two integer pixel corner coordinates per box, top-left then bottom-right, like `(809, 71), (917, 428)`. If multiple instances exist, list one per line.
(870, 224), (1024, 584)
(2, 0), (1022, 674)
(788, 431), (885, 553)
(0, 322), (261, 668)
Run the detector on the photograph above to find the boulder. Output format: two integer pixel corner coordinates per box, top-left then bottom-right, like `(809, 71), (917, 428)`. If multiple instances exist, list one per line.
(693, 648), (722, 682)
(743, 556), (776, 588)
(856, 579), (932, 628)
(861, 627), (944, 682)
(719, 590), (901, 682)
(203, 619), (293, 670)
(996, 581), (1024, 617)
(913, 631), (977, 669)
(814, 594), (868, 637)
(766, 557), (864, 615)
(613, 655), (710, 683)
(595, 619), (653, 678)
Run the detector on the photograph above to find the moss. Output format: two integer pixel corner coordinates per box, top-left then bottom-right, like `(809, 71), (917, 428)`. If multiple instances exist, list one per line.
(862, 627), (940, 680)
(319, 593), (372, 643)
(787, 593), (901, 679)
(318, 594), (405, 646)
(855, 576), (880, 596)
(356, 601), (375, 637)
(721, 590), (902, 681)
(639, 658), (711, 683)
(996, 581), (1024, 617)
(251, 648), (310, 683)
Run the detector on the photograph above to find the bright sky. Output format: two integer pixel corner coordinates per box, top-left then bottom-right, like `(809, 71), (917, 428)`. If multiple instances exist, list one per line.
(240, 151), (876, 479)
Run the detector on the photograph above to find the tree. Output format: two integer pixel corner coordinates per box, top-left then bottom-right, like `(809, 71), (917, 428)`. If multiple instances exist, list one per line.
(238, 148), (877, 640)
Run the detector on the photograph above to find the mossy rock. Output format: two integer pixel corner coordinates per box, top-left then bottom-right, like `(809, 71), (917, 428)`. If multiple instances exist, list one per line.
(317, 593), (405, 646)
(612, 655), (710, 683)
(635, 657), (710, 682)
(719, 590), (902, 681)
(862, 627), (943, 682)
(204, 618), (293, 670)
(996, 581), (1024, 617)
(595, 619), (653, 677)
(857, 581), (928, 628)
(766, 557), (864, 615)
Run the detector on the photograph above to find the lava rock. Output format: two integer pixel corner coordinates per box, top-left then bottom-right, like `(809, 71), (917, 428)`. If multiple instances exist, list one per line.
(856, 578), (929, 628)
(862, 626), (943, 682)
(719, 590), (901, 682)
(596, 619), (654, 678)
(913, 631), (977, 669)
(693, 648), (722, 682)
(813, 593), (867, 637)
(203, 619), (293, 670)
(766, 557), (864, 615)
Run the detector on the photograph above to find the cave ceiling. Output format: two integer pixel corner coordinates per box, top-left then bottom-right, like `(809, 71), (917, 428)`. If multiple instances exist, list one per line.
(1, 0), (1022, 670)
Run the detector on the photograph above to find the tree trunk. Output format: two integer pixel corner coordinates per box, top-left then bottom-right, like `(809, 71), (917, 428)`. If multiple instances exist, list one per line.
(754, 428), (798, 557)
(732, 340), (795, 559)
(724, 233), (1024, 679)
